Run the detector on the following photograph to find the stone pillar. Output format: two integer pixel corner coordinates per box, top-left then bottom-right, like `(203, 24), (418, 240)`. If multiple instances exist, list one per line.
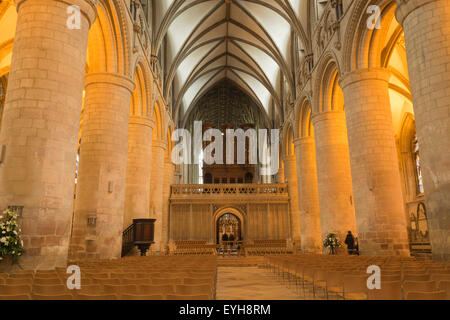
(294, 137), (322, 253)
(277, 164), (285, 183)
(312, 111), (357, 243)
(284, 155), (301, 243)
(0, 0), (96, 269)
(396, 0), (450, 261)
(341, 68), (410, 256)
(69, 73), (135, 260)
(161, 155), (175, 253)
(149, 139), (166, 253)
(123, 117), (155, 228)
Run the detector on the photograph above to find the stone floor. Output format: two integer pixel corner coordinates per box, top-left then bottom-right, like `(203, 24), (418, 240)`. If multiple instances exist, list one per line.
(216, 266), (302, 300)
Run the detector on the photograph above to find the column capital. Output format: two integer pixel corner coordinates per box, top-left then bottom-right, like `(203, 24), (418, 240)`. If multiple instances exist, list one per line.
(85, 72), (135, 93)
(395, 0), (438, 26)
(152, 139), (167, 150)
(16, 0), (98, 27)
(340, 68), (391, 89)
(311, 110), (345, 125)
(294, 136), (314, 147)
(129, 115), (155, 128)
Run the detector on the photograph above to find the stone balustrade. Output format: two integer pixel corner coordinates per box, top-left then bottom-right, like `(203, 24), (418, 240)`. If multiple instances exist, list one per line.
(170, 184), (289, 200)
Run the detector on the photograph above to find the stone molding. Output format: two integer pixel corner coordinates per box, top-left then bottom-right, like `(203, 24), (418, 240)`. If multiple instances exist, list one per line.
(16, 0), (98, 27)
(85, 72), (136, 93)
(340, 68), (391, 89)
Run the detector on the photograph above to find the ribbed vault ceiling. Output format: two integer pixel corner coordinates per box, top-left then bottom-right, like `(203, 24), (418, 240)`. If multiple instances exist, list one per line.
(184, 79), (270, 130)
(152, 0), (309, 121)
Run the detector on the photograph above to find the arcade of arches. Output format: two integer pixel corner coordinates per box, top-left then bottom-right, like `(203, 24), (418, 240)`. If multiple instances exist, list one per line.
(0, 0), (449, 272)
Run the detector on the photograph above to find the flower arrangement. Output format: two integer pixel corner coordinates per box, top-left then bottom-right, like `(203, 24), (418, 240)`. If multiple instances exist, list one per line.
(0, 208), (25, 264)
(323, 232), (342, 255)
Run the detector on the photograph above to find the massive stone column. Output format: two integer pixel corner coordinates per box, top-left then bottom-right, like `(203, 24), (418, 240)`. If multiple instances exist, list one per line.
(0, 0), (96, 269)
(149, 139), (166, 253)
(69, 73), (135, 260)
(396, 0), (450, 261)
(161, 155), (176, 253)
(341, 68), (410, 256)
(294, 137), (322, 253)
(312, 111), (357, 244)
(277, 164), (285, 183)
(284, 155), (301, 244)
(123, 117), (154, 228)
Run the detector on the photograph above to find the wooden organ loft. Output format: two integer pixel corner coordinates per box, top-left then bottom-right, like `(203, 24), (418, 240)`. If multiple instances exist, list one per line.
(202, 123), (256, 185)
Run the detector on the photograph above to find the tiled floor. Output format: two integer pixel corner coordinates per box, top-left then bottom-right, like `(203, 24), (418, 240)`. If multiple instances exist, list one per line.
(216, 266), (302, 300)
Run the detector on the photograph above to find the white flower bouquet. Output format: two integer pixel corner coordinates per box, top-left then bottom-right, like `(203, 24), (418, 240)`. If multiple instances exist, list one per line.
(0, 208), (25, 264)
(323, 232), (342, 255)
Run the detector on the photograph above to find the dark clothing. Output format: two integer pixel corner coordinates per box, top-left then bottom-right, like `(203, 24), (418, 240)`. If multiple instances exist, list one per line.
(222, 234), (229, 242)
(345, 233), (355, 254)
(229, 234), (235, 241)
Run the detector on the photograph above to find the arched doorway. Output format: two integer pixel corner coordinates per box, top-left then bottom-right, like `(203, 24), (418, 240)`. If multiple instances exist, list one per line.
(213, 206), (245, 245)
(216, 213), (242, 244)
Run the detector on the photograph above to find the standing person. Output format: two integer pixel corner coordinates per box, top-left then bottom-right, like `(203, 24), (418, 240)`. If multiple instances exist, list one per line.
(344, 231), (355, 255)
(222, 232), (229, 243)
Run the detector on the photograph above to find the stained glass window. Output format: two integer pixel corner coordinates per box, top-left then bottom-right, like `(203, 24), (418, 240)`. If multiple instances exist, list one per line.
(413, 135), (424, 194)
(74, 151), (80, 184)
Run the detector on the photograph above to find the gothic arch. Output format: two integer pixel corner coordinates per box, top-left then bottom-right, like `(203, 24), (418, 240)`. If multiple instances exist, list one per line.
(342, 0), (398, 72)
(152, 100), (164, 141)
(295, 95), (314, 139)
(282, 123), (295, 158)
(312, 53), (344, 115)
(86, 0), (131, 75)
(130, 60), (152, 118)
(213, 206), (246, 239)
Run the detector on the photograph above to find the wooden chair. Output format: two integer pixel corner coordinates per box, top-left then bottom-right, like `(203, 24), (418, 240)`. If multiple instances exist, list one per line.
(403, 274), (430, 282)
(437, 280), (450, 300)
(95, 278), (121, 286)
(166, 294), (211, 300)
(33, 278), (63, 286)
(72, 284), (103, 296)
(312, 269), (328, 300)
(0, 294), (30, 300)
(430, 274), (450, 282)
(32, 294), (73, 300)
(33, 284), (68, 295)
(120, 278), (151, 285)
(342, 275), (369, 300)
(137, 284), (175, 295)
(151, 278), (183, 286)
(406, 290), (446, 300)
(75, 294), (118, 300)
(35, 272), (59, 278)
(403, 281), (437, 293)
(103, 284), (137, 295)
(0, 284), (32, 295)
(121, 294), (164, 300)
(325, 271), (345, 300)
(175, 284), (212, 299)
(8, 273), (34, 279)
(381, 275), (401, 282)
(368, 281), (402, 300)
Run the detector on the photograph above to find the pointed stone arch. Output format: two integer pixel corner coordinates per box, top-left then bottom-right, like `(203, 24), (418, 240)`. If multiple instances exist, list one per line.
(87, 0), (131, 76)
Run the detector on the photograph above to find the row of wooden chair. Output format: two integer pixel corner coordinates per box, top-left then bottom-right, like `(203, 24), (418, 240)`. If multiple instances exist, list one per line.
(0, 256), (217, 300)
(264, 254), (450, 300)
(0, 282), (213, 300)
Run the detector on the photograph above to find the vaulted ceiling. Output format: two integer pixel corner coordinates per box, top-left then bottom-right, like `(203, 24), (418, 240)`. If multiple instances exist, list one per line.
(152, 0), (311, 123)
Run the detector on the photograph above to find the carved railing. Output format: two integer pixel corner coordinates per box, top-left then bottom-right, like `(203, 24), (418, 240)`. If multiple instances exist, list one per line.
(170, 183), (289, 199)
(121, 219), (156, 257)
(121, 224), (135, 257)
